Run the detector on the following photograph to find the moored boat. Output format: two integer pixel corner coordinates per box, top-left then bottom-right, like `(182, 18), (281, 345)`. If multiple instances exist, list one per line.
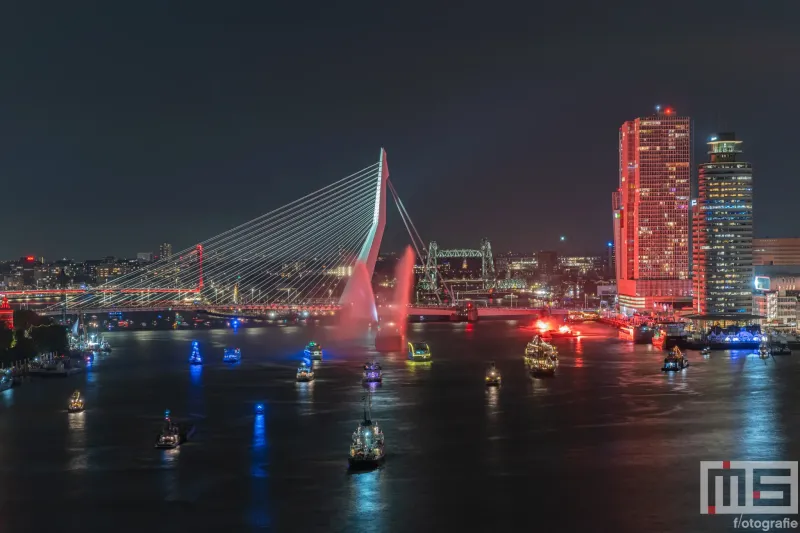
(0, 371), (12, 392)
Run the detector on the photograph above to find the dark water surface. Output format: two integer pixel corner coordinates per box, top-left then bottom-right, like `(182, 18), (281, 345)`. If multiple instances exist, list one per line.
(1, 322), (798, 532)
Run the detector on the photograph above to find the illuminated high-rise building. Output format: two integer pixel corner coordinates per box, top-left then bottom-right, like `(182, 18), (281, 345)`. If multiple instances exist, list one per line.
(692, 133), (753, 314)
(159, 242), (172, 260)
(612, 106), (692, 313)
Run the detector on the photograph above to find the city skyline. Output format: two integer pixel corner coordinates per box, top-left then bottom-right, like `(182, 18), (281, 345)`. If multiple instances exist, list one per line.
(1, 4), (799, 258)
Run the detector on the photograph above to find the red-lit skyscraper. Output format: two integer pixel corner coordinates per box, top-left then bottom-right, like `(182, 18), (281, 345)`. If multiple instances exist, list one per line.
(612, 107), (692, 314)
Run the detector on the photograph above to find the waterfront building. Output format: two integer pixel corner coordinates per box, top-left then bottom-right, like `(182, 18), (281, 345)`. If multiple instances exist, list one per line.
(612, 106), (692, 313)
(692, 133), (753, 314)
(0, 296), (13, 330)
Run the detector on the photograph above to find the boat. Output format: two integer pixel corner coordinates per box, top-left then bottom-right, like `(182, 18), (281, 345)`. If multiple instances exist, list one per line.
(189, 341), (203, 365)
(362, 361), (382, 383)
(348, 391), (385, 469)
(0, 371), (12, 392)
(296, 360), (315, 382)
(652, 329), (667, 350)
(67, 390), (85, 413)
(701, 346), (711, 357)
(223, 347), (241, 362)
(304, 342), (323, 360)
(407, 341), (432, 362)
(28, 355), (83, 376)
(758, 342), (770, 359)
(524, 335), (559, 376)
(549, 324), (581, 338)
(155, 409), (195, 449)
(772, 341), (791, 355)
(100, 339), (112, 353)
(255, 403), (265, 415)
(485, 361), (501, 386)
(662, 347), (689, 371)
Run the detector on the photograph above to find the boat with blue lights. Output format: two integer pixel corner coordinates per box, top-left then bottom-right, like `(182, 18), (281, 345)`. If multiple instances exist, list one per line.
(0, 371), (12, 392)
(485, 361), (501, 386)
(362, 361), (382, 383)
(189, 341), (203, 365)
(155, 409), (195, 449)
(349, 392), (385, 469)
(304, 342), (323, 360)
(662, 347), (689, 371)
(223, 347), (241, 362)
(407, 341), (432, 362)
(68, 390), (85, 413)
(296, 360), (315, 382)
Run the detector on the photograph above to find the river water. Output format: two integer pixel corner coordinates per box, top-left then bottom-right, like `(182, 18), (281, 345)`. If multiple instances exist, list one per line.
(0, 321), (797, 532)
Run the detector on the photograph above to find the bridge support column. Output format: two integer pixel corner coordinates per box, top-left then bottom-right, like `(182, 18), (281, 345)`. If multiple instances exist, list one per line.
(339, 148), (389, 322)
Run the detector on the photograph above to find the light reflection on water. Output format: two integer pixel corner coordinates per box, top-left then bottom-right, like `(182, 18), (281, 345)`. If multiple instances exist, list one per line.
(1, 388), (14, 409)
(249, 412), (271, 528)
(67, 411), (87, 471)
(347, 469), (385, 533)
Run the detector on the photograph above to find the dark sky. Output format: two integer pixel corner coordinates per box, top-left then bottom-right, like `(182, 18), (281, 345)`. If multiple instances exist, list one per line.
(2, 1), (799, 260)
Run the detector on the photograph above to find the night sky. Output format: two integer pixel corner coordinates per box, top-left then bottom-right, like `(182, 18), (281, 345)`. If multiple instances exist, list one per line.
(2, 1), (799, 260)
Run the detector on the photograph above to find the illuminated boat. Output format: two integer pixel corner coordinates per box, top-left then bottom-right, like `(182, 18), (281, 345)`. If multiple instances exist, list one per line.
(0, 371), (11, 392)
(296, 360), (315, 382)
(189, 341), (203, 365)
(155, 409), (195, 449)
(362, 361), (383, 383)
(701, 346), (711, 357)
(759, 342), (770, 359)
(662, 347), (689, 371)
(67, 390), (85, 413)
(304, 342), (323, 360)
(652, 329), (667, 350)
(524, 335), (558, 376)
(99, 338), (112, 353)
(223, 347), (241, 362)
(407, 341), (432, 362)
(485, 362), (501, 386)
(549, 324), (581, 338)
(349, 392), (385, 469)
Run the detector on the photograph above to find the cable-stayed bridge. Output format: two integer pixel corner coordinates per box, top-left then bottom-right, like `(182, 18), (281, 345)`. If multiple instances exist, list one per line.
(25, 148), (541, 320)
(38, 149), (390, 317)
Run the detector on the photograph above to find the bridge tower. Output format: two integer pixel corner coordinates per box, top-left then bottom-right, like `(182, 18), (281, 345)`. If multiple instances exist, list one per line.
(480, 238), (495, 289)
(339, 148), (389, 319)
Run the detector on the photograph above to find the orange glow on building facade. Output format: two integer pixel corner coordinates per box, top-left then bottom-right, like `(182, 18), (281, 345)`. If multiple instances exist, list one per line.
(612, 109), (692, 313)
